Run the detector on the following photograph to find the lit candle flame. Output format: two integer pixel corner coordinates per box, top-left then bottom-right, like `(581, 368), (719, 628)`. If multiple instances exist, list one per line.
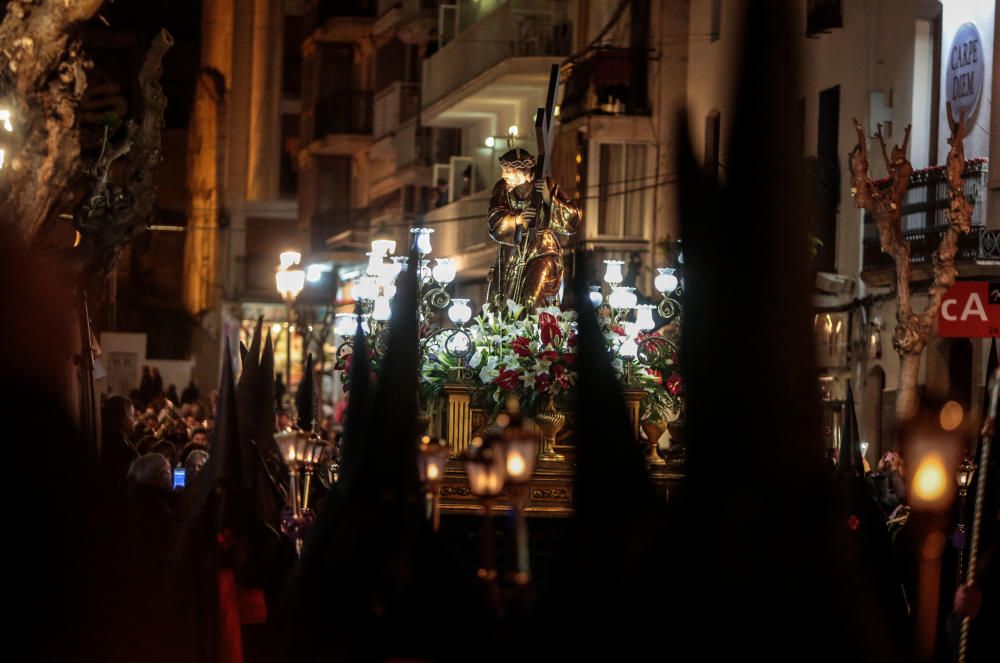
(913, 453), (948, 505)
(507, 451), (526, 478)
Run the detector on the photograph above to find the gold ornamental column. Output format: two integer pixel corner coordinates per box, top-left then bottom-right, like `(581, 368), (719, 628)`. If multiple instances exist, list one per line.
(443, 383), (473, 456)
(622, 388), (645, 444)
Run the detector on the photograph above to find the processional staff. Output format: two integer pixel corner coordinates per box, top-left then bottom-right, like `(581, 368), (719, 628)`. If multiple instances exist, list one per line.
(958, 367), (1000, 663)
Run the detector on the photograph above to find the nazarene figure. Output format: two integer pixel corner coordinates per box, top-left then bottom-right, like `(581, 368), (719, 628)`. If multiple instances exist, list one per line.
(486, 146), (582, 308)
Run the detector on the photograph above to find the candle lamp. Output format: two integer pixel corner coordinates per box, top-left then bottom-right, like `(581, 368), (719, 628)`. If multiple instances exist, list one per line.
(497, 399), (540, 584)
(463, 434), (506, 581)
(418, 435), (450, 532)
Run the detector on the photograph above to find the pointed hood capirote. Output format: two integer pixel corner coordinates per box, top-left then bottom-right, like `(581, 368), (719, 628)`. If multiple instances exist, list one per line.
(169, 339), (253, 662)
(339, 304), (372, 481)
(665, 2), (903, 660)
(284, 249), (483, 662)
(295, 352), (316, 432)
(836, 383), (864, 478)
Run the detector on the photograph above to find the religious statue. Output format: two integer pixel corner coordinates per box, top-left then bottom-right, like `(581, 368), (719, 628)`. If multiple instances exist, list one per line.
(486, 146), (582, 308)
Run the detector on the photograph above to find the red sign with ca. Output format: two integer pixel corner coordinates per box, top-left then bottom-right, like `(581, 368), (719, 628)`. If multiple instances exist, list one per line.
(936, 281), (1000, 338)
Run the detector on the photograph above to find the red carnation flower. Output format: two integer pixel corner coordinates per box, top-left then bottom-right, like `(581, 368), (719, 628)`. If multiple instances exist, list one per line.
(665, 373), (683, 396)
(511, 336), (532, 357)
(536, 373), (552, 393)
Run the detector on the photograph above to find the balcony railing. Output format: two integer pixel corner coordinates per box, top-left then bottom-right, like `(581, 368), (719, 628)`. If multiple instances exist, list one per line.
(373, 82), (421, 139)
(422, 0), (571, 108)
(311, 210), (360, 252)
(559, 47), (651, 123)
(862, 160), (989, 271)
(305, 91), (373, 142)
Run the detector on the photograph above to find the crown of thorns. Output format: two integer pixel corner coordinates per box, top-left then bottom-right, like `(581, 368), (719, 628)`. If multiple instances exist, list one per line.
(498, 147), (536, 171)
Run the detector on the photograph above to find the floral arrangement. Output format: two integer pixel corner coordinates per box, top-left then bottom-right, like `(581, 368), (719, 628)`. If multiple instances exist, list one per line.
(420, 302), (577, 415)
(335, 299), (684, 423)
(417, 300), (684, 422)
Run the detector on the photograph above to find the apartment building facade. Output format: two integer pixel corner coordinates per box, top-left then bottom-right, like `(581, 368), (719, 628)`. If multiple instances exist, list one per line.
(184, 0), (311, 390)
(687, 0), (998, 455)
(299, 0), (688, 300)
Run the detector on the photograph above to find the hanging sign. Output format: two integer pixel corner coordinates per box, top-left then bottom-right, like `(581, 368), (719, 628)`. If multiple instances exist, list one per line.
(947, 22), (984, 120)
(937, 281), (1000, 338)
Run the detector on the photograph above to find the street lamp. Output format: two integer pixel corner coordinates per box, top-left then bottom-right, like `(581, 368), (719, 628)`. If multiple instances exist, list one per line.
(279, 250), (302, 270)
(276, 265), (305, 388)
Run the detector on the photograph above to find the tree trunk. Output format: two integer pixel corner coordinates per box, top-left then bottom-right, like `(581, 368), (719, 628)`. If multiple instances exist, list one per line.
(0, 0), (104, 239)
(897, 351), (921, 420)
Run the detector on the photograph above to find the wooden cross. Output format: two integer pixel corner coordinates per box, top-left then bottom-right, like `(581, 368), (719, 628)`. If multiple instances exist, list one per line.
(534, 64), (560, 181)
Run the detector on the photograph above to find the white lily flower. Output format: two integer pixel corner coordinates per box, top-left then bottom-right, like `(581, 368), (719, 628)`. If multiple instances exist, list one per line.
(506, 299), (525, 319)
(468, 351), (483, 369)
(540, 305), (561, 318)
(519, 373), (536, 389)
(611, 358), (624, 375)
(479, 365), (499, 384)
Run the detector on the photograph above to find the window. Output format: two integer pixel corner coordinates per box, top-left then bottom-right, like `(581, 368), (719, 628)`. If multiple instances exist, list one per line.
(806, 0), (843, 37)
(282, 15), (303, 98)
(597, 143), (650, 238)
(279, 114), (300, 198)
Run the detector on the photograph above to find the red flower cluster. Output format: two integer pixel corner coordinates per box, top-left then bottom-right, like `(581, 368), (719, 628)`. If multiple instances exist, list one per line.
(512, 336), (532, 357)
(495, 368), (521, 392)
(538, 312), (562, 346)
(553, 364), (571, 389)
(665, 373), (683, 396)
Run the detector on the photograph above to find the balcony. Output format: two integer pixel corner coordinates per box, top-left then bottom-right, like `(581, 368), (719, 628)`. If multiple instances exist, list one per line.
(423, 189), (494, 278)
(373, 82), (421, 139)
(375, 0), (438, 42)
(861, 159), (993, 285)
(302, 91), (373, 156)
(421, 0), (571, 126)
(559, 47), (651, 124)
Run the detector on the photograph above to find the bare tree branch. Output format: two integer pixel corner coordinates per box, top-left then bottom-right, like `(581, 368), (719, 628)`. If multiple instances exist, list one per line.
(850, 112), (973, 419)
(73, 30), (173, 290)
